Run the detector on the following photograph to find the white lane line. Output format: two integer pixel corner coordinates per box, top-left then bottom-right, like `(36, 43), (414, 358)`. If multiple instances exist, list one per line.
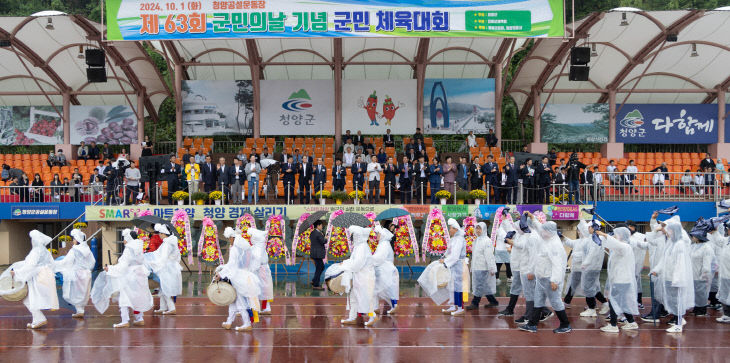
(1, 345), (727, 349)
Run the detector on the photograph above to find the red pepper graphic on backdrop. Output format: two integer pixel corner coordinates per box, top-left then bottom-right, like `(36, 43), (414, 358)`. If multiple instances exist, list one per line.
(362, 90), (379, 126)
(381, 95), (400, 126)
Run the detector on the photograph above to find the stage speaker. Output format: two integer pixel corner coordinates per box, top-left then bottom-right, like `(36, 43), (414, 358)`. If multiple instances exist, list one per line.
(569, 65), (589, 81)
(85, 49), (105, 67)
(570, 47), (590, 65)
(87, 67), (107, 83)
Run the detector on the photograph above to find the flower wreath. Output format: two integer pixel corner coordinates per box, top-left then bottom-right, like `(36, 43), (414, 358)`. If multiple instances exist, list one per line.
(490, 207), (513, 248)
(265, 215), (289, 262)
(364, 212), (379, 253)
(236, 214), (257, 245)
(392, 214), (420, 262)
(172, 209), (193, 264)
(463, 216), (477, 256)
(324, 210), (351, 262)
(422, 208), (450, 259)
(197, 217), (223, 271)
(134, 210), (153, 251)
(291, 213), (313, 264)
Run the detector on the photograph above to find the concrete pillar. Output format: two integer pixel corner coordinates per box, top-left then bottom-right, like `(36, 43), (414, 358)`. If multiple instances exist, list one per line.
(334, 39), (343, 148)
(709, 89), (730, 160)
(175, 64), (183, 151)
(601, 90), (624, 159)
(416, 63), (425, 132)
(527, 87), (547, 154)
(130, 91), (146, 160)
(62, 91), (71, 144)
(494, 62), (503, 146)
(251, 66), (261, 138)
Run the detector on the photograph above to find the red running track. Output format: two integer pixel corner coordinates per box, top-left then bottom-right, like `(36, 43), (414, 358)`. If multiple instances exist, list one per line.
(0, 297), (727, 362)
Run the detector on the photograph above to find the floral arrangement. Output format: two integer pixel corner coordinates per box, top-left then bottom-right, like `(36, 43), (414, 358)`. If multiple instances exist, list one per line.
(172, 209), (193, 264)
(236, 214), (256, 244)
(197, 217), (223, 270)
(324, 210), (351, 261)
(469, 189), (487, 200)
(348, 190), (366, 200)
(422, 208), (450, 259)
(134, 210), (152, 250)
(73, 222), (87, 229)
(463, 216), (477, 256)
(191, 191), (208, 201)
(48, 248), (58, 255)
(490, 207), (513, 248)
(392, 215), (420, 262)
(208, 191), (223, 200)
(314, 190), (331, 199)
(331, 191), (348, 201)
(435, 190), (451, 199)
(455, 190), (471, 201)
(172, 191), (189, 201)
(59, 235), (72, 243)
(291, 213), (313, 263)
(365, 211), (379, 253)
(265, 215), (289, 262)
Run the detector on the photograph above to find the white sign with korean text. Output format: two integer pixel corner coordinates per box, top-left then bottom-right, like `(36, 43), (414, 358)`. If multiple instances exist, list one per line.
(260, 80), (335, 135)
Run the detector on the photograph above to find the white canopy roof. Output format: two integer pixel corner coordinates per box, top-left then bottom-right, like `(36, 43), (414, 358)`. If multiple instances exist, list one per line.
(508, 9), (730, 119)
(0, 14), (170, 120)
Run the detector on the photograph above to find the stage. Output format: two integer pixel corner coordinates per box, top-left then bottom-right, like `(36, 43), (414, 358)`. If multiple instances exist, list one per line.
(0, 297), (727, 362)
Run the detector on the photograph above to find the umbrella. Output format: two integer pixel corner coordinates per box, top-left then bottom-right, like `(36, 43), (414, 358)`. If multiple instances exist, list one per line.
(654, 206), (678, 215)
(332, 212), (373, 228)
(131, 215), (180, 238)
(375, 208), (410, 221)
(297, 211), (328, 234)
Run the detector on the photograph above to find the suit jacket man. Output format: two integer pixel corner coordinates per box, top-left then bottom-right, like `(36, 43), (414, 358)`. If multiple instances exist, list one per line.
(280, 152), (291, 164)
(351, 161), (367, 190)
(485, 132), (498, 147)
(383, 133), (395, 148)
(160, 160), (181, 202)
(313, 163), (327, 191)
(332, 163), (346, 191)
(310, 228), (326, 259)
(217, 164), (232, 189)
(482, 161), (499, 189)
(457, 162), (469, 190)
(469, 162), (483, 190)
(383, 162), (398, 189)
(201, 161), (216, 192)
(298, 160), (313, 203)
(580, 169), (594, 184)
(353, 134), (364, 145)
(554, 171), (566, 184)
(282, 160), (297, 203)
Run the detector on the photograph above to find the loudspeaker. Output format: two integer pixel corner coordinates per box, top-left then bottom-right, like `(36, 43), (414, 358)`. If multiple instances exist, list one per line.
(570, 47), (590, 65)
(85, 49), (105, 67)
(87, 67), (107, 83)
(569, 65), (589, 81)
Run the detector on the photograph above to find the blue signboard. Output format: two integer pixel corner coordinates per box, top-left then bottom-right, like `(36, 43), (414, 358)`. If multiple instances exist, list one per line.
(10, 205), (59, 219)
(596, 201), (716, 222)
(616, 104), (717, 144)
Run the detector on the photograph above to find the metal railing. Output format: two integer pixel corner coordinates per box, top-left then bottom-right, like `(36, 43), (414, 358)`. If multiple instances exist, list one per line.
(0, 185), (104, 204)
(501, 139), (527, 153)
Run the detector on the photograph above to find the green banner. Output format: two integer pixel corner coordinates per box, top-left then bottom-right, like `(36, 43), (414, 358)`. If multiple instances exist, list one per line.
(104, 0), (565, 40)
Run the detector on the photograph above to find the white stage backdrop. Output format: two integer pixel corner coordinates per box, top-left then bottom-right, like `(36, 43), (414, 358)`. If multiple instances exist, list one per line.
(70, 105), (137, 145)
(342, 79), (416, 135)
(260, 80), (335, 135)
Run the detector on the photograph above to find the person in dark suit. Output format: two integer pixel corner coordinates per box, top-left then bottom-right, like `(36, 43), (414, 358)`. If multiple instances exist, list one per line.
(700, 153), (715, 172)
(200, 155), (217, 193)
(520, 159), (536, 204)
(309, 220), (326, 290)
(313, 157), (327, 195)
(383, 129), (395, 148)
(383, 156), (398, 203)
(535, 156), (552, 204)
(554, 167), (566, 184)
(485, 129), (498, 148)
(282, 156), (296, 204)
(298, 156), (313, 204)
(280, 150), (291, 164)
(412, 127), (424, 144)
(332, 159), (346, 191)
(351, 155), (367, 192)
(457, 156), (469, 191)
(399, 156), (412, 203)
(504, 156), (518, 203)
(428, 157), (442, 204)
(413, 139), (425, 159)
(405, 147), (417, 163)
(580, 165), (594, 202)
(469, 157), (483, 191)
(353, 130), (364, 145)
(414, 156), (429, 204)
(160, 155), (181, 204)
(216, 157), (231, 201)
(482, 155), (499, 202)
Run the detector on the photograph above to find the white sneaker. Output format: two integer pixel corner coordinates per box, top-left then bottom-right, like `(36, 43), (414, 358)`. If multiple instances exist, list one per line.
(666, 325), (683, 333)
(600, 324), (619, 333)
(716, 315), (730, 323)
(621, 322), (639, 330)
(451, 307), (465, 316)
(668, 318), (686, 327)
(580, 309), (597, 317)
(441, 306), (457, 314)
(598, 304), (610, 315)
(341, 318), (358, 325)
(387, 304), (399, 315)
(364, 314), (378, 327)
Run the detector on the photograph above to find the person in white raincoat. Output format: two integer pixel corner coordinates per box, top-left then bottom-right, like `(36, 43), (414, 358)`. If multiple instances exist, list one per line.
(372, 224), (400, 315)
(53, 228), (95, 318)
(716, 220), (730, 323)
(594, 228), (639, 333)
(145, 224), (182, 315)
(579, 221), (610, 317)
(439, 218), (469, 317)
(641, 212), (670, 322)
(519, 215), (571, 334)
(248, 227), (274, 315)
(707, 222), (725, 310)
(651, 220), (694, 333)
(92, 229), (153, 328)
(497, 215), (523, 317)
(626, 221), (648, 309)
(503, 215), (537, 323)
(561, 220), (590, 307)
(0, 230), (58, 329)
(216, 227), (261, 331)
(467, 222), (498, 310)
(494, 215), (515, 283)
(339, 226), (377, 326)
(689, 231), (715, 317)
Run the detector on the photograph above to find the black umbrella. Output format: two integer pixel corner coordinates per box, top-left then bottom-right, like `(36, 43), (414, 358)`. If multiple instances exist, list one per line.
(297, 211), (328, 234)
(332, 212), (373, 228)
(131, 215), (180, 238)
(375, 208), (410, 221)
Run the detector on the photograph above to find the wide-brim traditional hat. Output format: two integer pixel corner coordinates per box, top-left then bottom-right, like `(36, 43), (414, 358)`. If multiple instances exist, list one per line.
(206, 280), (236, 306)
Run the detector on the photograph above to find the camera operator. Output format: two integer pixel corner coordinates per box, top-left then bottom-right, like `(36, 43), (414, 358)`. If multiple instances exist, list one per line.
(565, 153), (594, 205)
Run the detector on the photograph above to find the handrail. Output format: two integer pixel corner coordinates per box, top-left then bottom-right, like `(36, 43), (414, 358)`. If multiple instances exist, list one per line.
(50, 193), (104, 244)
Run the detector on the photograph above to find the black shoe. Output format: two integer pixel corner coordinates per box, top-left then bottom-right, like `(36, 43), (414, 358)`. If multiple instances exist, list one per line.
(518, 325), (537, 333)
(637, 303), (645, 310)
(640, 315), (659, 323)
(540, 311), (554, 322)
(710, 303), (723, 311)
(466, 304), (479, 311)
(515, 315), (528, 324)
(497, 309), (514, 317)
(484, 303), (499, 308)
(659, 311), (669, 318)
(312, 286), (325, 291)
(553, 326), (572, 334)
